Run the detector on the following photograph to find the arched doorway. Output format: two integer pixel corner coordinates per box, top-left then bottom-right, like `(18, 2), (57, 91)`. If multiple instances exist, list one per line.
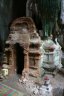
(5, 17), (41, 78)
(15, 43), (24, 75)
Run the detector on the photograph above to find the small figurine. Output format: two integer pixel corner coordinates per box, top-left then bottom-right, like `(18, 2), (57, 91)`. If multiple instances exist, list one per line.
(39, 76), (53, 96)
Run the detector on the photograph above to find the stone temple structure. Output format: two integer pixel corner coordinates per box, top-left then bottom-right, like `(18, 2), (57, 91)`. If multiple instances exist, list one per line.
(5, 17), (42, 79)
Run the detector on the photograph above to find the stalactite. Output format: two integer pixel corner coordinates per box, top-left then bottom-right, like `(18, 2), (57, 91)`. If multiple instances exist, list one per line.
(60, 0), (64, 24)
(36, 0), (61, 37)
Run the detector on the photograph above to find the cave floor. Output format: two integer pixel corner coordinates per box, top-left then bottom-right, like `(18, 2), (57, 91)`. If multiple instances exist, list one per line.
(0, 72), (64, 96)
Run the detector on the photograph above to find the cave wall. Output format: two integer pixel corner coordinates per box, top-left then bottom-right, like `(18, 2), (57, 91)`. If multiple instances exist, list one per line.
(0, 0), (12, 50)
(12, 0), (27, 19)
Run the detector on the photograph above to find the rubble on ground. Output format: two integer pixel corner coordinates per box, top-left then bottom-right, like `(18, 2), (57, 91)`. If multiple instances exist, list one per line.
(19, 76), (53, 96)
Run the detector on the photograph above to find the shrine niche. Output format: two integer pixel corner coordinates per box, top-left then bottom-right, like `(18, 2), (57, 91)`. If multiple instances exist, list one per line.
(5, 17), (41, 78)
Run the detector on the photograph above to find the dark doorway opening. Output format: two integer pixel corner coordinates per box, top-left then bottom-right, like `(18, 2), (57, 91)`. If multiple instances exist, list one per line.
(15, 43), (24, 75)
(12, 0), (27, 20)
